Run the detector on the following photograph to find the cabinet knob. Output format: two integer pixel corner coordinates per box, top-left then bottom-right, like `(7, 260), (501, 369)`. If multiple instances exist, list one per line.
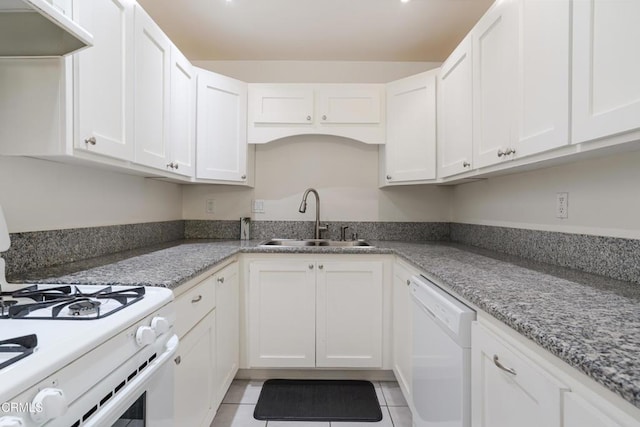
(493, 355), (517, 376)
(497, 150), (505, 157)
(85, 137), (96, 145)
(174, 356), (181, 365)
(318, 264), (324, 270)
(166, 162), (174, 169)
(174, 163), (179, 170)
(241, 175), (247, 180)
(406, 279), (410, 286)
(505, 148), (516, 155)
(306, 115), (312, 121)
(309, 264), (314, 270)
(217, 276), (225, 284)
(463, 161), (471, 168)
(386, 175), (392, 180)
(322, 115), (327, 120)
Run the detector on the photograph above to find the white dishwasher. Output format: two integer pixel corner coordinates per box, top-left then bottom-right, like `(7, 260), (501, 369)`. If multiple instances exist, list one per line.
(410, 275), (476, 427)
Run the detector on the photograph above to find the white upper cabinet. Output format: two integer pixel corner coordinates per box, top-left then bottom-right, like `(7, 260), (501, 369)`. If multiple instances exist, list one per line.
(437, 35), (473, 178)
(169, 44), (196, 177)
(472, 0), (519, 169)
(74, 0), (134, 161)
(133, 4), (171, 171)
(513, 0), (570, 158)
(473, 0), (570, 169)
(196, 68), (248, 183)
(248, 84), (385, 144)
(383, 70), (437, 184)
(572, 0), (640, 144)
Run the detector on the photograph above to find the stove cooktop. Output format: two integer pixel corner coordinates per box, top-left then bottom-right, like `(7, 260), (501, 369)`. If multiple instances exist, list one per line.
(0, 284), (145, 320)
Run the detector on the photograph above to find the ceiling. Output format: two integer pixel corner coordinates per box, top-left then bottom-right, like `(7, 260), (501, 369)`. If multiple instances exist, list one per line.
(137, 0), (495, 62)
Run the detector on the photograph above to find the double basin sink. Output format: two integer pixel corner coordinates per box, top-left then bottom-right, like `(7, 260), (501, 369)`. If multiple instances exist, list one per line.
(260, 238), (374, 248)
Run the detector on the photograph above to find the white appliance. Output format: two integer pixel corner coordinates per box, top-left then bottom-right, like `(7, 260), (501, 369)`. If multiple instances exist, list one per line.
(0, 205), (178, 427)
(410, 275), (475, 427)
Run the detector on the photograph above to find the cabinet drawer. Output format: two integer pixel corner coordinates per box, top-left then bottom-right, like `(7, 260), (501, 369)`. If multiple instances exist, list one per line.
(175, 275), (216, 338)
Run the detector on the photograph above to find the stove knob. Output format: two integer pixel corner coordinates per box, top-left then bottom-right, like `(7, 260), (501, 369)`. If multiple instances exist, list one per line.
(30, 388), (67, 423)
(0, 417), (25, 427)
(151, 316), (170, 335)
(135, 326), (156, 347)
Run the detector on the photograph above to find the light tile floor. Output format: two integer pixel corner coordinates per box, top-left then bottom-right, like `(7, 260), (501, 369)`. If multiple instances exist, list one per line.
(211, 380), (413, 427)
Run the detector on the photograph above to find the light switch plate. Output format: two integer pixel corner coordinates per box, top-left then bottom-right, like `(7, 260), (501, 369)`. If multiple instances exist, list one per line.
(252, 199), (265, 214)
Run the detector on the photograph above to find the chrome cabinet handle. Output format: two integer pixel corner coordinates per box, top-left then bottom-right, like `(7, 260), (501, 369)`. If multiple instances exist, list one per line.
(166, 162), (173, 169)
(306, 115), (312, 121)
(241, 175), (247, 180)
(493, 355), (516, 376)
(174, 163), (179, 169)
(322, 115), (327, 120)
(217, 277), (225, 284)
(85, 137), (97, 145)
(505, 148), (516, 155)
(174, 356), (181, 365)
(309, 264), (314, 270)
(318, 264), (324, 270)
(406, 279), (410, 286)
(463, 161), (471, 167)
(386, 175), (392, 180)
(497, 149), (505, 157)
(191, 295), (202, 303)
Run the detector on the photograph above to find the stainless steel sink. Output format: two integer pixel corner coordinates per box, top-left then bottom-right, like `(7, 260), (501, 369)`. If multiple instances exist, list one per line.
(259, 239), (374, 248)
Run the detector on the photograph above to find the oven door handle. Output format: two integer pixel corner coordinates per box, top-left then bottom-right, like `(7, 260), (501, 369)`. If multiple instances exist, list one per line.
(83, 334), (179, 427)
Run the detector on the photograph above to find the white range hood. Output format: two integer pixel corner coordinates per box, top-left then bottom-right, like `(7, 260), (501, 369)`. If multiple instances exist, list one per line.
(0, 0), (93, 56)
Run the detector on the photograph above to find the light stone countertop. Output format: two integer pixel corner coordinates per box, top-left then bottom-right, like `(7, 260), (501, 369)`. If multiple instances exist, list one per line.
(17, 239), (640, 410)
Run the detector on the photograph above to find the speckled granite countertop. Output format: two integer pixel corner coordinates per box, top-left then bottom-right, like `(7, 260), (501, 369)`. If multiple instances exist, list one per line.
(13, 239), (640, 410)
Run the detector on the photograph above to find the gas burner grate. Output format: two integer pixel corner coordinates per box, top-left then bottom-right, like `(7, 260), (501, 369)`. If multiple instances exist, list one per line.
(4, 286), (146, 320)
(0, 334), (37, 369)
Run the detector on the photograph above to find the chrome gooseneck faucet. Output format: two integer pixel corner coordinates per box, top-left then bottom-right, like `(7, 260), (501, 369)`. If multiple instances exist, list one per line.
(298, 188), (328, 239)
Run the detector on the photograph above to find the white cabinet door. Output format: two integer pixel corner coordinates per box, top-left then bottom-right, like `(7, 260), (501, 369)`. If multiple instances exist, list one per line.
(74, 0), (133, 160)
(169, 44), (195, 177)
(213, 262), (239, 409)
(437, 36), (473, 178)
(196, 68), (248, 182)
(572, 0), (640, 144)
(384, 70), (437, 183)
(174, 310), (215, 427)
(133, 4), (171, 170)
(249, 84), (315, 124)
(316, 261), (383, 368)
(563, 392), (640, 427)
(472, 0), (518, 169)
(472, 322), (568, 427)
(513, 0), (570, 158)
(248, 261), (316, 368)
(392, 262), (414, 405)
(317, 85), (382, 124)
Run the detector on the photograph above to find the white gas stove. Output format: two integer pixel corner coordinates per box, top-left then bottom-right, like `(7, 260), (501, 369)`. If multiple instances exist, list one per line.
(0, 207), (178, 427)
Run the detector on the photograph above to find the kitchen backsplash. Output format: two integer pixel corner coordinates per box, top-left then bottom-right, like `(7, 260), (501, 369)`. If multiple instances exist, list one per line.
(5, 220), (638, 285)
(184, 220), (451, 241)
(4, 220), (184, 278)
(450, 223), (640, 285)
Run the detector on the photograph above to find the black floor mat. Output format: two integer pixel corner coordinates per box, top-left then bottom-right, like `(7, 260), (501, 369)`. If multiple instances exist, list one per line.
(253, 379), (383, 422)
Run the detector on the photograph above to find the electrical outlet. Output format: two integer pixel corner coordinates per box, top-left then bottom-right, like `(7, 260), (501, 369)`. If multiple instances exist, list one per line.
(556, 192), (568, 219)
(252, 199), (265, 214)
(205, 199), (215, 214)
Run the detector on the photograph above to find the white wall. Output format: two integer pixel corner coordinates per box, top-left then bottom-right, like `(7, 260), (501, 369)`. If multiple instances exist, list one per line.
(451, 149), (640, 239)
(183, 136), (452, 222)
(0, 157), (183, 233)
(192, 60), (440, 83)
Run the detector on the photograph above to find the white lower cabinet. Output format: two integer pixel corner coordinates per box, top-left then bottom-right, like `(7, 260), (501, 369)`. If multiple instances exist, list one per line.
(471, 321), (568, 427)
(391, 260), (416, 406)
(564, 391), (640, 427)
(174, 261), (239, 426)
(248, 258), (384, 368)
(212, 262), (240, 409)
(174, 310), (216, 427)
